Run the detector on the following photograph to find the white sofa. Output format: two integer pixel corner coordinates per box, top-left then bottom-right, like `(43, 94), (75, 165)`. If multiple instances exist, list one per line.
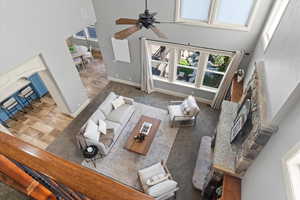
(78, 92), (135, 156)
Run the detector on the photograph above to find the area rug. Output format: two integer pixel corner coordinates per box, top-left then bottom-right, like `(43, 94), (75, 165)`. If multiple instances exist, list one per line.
(82, 102), (179, 190)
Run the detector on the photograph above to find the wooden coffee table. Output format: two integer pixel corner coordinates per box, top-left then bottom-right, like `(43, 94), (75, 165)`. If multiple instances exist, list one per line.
(125, 115), (161, 156)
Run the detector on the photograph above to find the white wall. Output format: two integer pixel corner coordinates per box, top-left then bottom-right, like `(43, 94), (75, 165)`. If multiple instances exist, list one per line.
(92, 0), (272, 100)
(242, 0), (300, 199)
(244, 0), (300, 121)
(0, 0), (96, 114)
(242, 87), (300, 200)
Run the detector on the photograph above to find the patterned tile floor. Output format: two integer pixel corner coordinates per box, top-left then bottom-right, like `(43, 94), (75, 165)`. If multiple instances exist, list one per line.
(6, 58), (109, 150)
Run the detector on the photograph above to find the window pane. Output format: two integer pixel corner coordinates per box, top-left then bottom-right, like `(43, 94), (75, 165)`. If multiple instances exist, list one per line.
(152, 62), (169, 79)
(203, 72), (224, 88)
(151, 45), (170, 62)
(176, 66), (197, 84)
(75, 30), (86, 37)
(87, 26), (98, 39)
(207, 55), (231, 72)
(180, 0), (211, 21)
(217, 0), (254, 25)
(178, 50), (200, 67)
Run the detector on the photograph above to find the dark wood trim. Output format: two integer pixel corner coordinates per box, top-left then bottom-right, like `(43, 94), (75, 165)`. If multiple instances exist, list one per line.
(0, 132), (154, 200)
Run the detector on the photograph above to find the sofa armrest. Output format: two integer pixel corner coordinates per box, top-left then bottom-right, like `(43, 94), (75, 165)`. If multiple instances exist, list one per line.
(123, 97), (134, 105)
(84, 138), (109, 155)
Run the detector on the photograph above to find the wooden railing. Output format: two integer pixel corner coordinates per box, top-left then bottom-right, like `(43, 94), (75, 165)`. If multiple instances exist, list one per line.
(0, 132), (154, 200)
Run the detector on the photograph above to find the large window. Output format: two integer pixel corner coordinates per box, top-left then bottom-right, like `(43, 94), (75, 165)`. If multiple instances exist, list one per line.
(150, 41), (234, 92)
(176, 0), (258, 30)
(74, 25), (98, 41)
(262, 0), (290, 51)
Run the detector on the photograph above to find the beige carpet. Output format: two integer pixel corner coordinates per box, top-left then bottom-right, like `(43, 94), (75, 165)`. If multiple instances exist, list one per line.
(82, 103), (179, 190)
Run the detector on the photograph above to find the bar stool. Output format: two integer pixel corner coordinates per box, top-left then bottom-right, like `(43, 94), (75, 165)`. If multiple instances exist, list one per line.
(0, 97), (25, 121)
(18, 86), (35, 109)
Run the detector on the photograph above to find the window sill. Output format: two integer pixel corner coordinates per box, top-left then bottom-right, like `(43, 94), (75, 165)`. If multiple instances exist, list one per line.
(153, 77), (217, 93)
(175, 19), (250, 32)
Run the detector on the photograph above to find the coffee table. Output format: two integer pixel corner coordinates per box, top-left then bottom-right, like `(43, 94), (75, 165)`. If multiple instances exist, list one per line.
(125, 115), (161, 156)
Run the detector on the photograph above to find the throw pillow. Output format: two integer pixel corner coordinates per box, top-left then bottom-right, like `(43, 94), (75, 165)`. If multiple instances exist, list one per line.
(112, 96), (125, 110)
(84, 120), (100, 142)
(146, 173), (169, 186)
(98, 119), (107, 135)
(99, 129), (114, 148)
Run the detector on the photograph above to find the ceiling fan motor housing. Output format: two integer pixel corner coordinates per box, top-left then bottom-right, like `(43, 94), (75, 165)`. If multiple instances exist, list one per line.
(139, 9), (156, 29)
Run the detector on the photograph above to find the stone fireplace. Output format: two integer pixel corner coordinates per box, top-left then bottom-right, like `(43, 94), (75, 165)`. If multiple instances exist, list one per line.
(234, 63), (278, 175)
(212, 63), (278, 177)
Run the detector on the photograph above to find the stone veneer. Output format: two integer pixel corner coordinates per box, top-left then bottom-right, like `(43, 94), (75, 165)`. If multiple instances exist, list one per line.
(235, 65), (278, 175)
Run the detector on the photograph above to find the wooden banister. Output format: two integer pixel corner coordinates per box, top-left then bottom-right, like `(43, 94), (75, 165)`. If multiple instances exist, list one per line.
(0, 132), (154, 200)
(0, 155), (56, 200)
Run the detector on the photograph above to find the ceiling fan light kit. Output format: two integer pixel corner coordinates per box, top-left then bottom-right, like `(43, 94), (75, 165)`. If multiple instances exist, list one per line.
(114, 0), (168, 40)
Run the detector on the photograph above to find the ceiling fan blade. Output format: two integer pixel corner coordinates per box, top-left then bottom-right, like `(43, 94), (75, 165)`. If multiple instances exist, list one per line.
(150, 25), (167, 39)
(114, 25), (141, 40)
(116, 18), (139, 25)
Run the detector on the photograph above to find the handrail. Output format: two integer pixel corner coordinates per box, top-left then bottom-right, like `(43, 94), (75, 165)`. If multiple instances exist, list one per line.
(0, 132), (154, 200)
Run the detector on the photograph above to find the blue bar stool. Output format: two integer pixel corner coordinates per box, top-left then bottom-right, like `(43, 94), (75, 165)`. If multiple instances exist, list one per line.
(0, 97), (25, 121)
(18, 86), (36, 109)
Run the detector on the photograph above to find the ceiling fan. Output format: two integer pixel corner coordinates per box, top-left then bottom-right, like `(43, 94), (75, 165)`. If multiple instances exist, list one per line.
(114, 0), (169, 40)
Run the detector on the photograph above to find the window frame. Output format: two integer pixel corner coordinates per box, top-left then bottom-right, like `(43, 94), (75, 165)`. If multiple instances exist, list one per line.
(149, 40), (235, 93)
(282, 142), (300, 200)
(175, 0), (259, 31)
(262, 0), (290, 51)
(73, 25), (98, 42)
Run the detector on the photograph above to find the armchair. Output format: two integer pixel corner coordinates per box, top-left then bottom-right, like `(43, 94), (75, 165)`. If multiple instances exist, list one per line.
(167, 96), (200, 127)
(138, 161), (179, 200)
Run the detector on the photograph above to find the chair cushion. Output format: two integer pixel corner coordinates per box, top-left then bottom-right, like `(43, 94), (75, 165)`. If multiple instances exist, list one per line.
(90, 109), (106, 124)
(84, 120), (100, 142)
(106, 104), (134, 125)
(168, 105), (193, 121)
(99, 92), (117, 116)
(138, 163), (166, 185)
(147, 180), (178, 197)
(112, 96), (125, 110)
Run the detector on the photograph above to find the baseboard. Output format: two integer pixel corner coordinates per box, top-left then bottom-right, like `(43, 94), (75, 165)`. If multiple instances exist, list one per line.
(154, 88), (212, 105)
(70, 99), (91, 118)
(107, 76), (141, 88)
(107, 76), (212, 105)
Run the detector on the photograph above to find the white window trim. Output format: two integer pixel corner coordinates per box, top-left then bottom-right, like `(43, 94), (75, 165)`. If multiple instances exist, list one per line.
(149, 40), (235, 93)
(282, 142), (300, 200)
(262, 0), (290, 52)
(175, 0), (259, 31)
(73, 26), (98, 42)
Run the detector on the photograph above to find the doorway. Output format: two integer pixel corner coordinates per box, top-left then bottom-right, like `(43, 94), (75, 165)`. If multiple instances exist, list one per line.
(0, 56), (73, 149)
(66, 24), (109, 100)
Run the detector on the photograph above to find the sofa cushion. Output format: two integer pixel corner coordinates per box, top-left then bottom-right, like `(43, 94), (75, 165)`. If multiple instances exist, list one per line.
(84, 120), (100, 142)
(90, 109), (106, 124)
(99, 92), (117, 116)
(186, 96), (200, 116)
(147, 180), (178, 197)
(106, 104), (134, 125)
